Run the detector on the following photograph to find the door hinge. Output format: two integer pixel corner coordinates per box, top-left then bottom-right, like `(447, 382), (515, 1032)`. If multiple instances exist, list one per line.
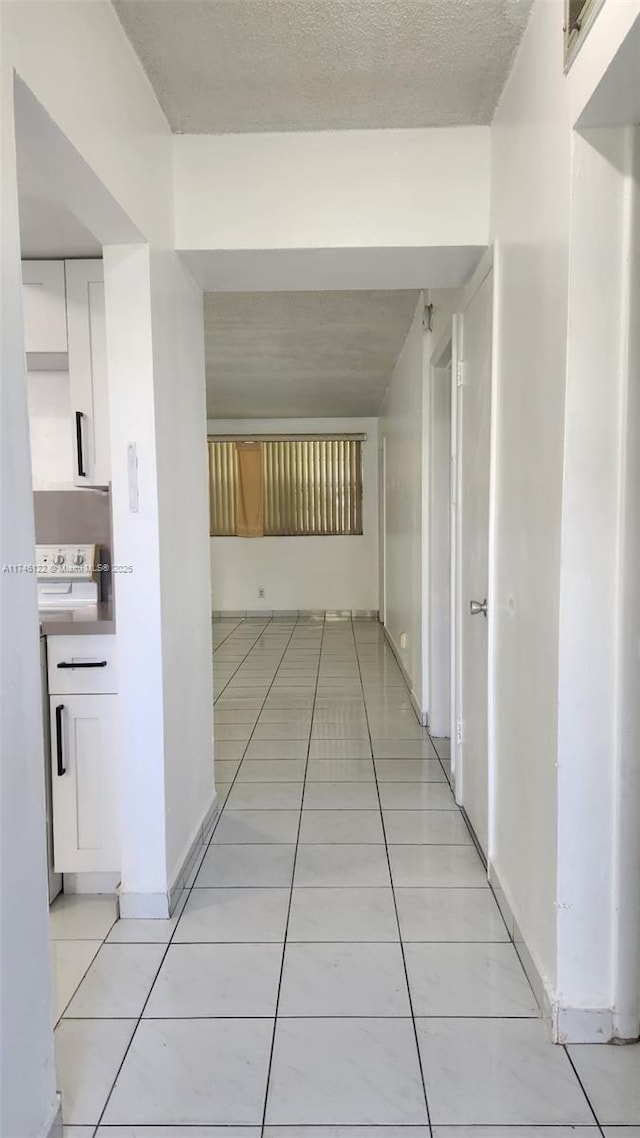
(456, 718), (464, 745)
(456, 361), (465, 388)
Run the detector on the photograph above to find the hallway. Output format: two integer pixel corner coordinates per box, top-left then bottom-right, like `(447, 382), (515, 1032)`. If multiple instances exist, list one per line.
(51, 615), (639, 1130)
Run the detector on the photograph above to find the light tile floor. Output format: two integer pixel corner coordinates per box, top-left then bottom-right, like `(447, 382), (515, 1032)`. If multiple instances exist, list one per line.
(52, 615), (640, 1135)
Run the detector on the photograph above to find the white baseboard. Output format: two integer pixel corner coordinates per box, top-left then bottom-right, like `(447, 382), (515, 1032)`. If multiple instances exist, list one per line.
(551, 1005), (614, 1044)
(119, 794), (220, 920)
(212, 609), (380, 620)
(381, 625), (427, 726)
(63, 871), (120, 895)
(488, 861), (619, 1044)
(37, 1096), (61, 1138)
(167, 792), (221, 914)
(488, 861), (550, 1019)
(118, 889), (171, 919)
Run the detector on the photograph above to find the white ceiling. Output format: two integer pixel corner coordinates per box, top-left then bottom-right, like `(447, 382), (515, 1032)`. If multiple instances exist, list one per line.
(114, 0), (533, 134)
(183, 246), (483, 293)
(205, 290), (419, 418)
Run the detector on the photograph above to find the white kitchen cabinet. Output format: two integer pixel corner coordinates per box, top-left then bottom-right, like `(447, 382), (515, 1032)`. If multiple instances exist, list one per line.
(65, 259), (111, 487)
(48, 634), (117, 695)
(49, 693), (119, 873)
(22, 260), (68, 367)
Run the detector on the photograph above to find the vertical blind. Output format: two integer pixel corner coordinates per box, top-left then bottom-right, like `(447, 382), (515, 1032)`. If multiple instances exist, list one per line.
(208, 437), (364, 537)
(208, 440), (237, 536)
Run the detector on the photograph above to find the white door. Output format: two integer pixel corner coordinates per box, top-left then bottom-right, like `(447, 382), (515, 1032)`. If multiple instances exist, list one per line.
(66, 259), (111, 487)
(50, 693), (119, 872)
(456, 267), (493, 854)
(379, 437), (387, 625)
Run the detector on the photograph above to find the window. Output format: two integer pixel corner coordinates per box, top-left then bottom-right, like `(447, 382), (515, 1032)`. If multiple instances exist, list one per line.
(564, 0), (603, 67)
(208, 436), (364, 537)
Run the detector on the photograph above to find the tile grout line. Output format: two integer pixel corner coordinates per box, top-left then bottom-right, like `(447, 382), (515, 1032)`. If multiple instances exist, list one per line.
(220, 614), (298, 786)
(356, 624), (598, 1126)
(64, 1014), (553, 1030)
(213, 615), (274, 705)
(89, 614), (295, 1134)
(564, 1045), (608, 1132)
(211, 614), (246, 654)
(259, 614), (326, 1136)
(192, 618), (283, 872)
(414, 656), (528, 987)
(350, 616), (434, 1136)
(51, 924), (116, 1029)
(58, 618), (608, 1133)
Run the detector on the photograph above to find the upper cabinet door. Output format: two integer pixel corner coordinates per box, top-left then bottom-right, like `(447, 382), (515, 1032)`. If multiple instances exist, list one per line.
(66, 259), (111, 488)
(22, 260), (68, 360)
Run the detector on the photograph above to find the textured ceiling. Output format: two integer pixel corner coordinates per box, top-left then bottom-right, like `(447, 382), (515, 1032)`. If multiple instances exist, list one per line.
(205, 290), (419, 418)
(114, 0), (533, 133)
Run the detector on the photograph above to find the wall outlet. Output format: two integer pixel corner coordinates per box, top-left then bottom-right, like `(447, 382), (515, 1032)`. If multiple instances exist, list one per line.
(258, 587), (265, 599)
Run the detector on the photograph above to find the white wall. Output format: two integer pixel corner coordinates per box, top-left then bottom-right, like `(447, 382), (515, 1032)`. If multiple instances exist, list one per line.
(108, 245), (215, 903)
(208, 418), (378, 614)
(1, 5), (213, 1131)
(7, 1), (174, 250)
(1, 59), (59, 1138)
(103, 244), (168, 906)
(27, 369), (75, 489)
(567, 0), (640, 128)
(613, 126), (640, 1040)
(7, 0), (213, 906)
(174, 127), (490, 252)
(154, 253), (214, 886)
(556, 125), (640, 1036)
(489, 0), (640, 1039)
(489, 0), (571, 1005)
(379, 299), (426, 709)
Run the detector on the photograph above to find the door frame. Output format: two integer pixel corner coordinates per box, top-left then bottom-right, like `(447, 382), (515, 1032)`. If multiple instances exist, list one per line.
(378, 435), (387, 627)
(451, 244), (500, 861)
(427, 332), (453, 739)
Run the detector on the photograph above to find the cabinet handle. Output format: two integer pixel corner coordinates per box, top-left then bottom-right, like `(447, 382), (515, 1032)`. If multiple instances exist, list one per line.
(57, 660), (107, 669)
(75, 410), (86, 478)
(55, 703), (66, 776)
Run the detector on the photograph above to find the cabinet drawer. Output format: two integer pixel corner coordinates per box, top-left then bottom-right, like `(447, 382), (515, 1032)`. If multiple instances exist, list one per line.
(47, 635), (117, 694)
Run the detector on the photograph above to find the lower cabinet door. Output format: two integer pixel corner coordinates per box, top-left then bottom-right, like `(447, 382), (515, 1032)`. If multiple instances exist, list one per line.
(50, 694), (119, 873)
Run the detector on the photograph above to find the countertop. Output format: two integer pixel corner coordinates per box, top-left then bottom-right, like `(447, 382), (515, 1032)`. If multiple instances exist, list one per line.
(39, 601), (116, 636)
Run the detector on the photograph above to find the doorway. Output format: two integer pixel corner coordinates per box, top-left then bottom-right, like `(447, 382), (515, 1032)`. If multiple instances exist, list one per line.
(453, 255), (494, 857)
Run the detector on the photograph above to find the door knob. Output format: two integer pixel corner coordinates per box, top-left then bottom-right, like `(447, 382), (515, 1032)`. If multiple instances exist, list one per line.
(470, 599), (487, 617)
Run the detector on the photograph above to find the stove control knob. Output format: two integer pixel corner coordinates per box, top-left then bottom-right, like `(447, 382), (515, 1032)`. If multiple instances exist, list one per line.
(73, 553), (85, 566)
(53, 553), (65, 566)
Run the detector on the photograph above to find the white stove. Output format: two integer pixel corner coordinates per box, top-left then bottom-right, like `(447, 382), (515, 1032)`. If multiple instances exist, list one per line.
(36, 544), (100, 610)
